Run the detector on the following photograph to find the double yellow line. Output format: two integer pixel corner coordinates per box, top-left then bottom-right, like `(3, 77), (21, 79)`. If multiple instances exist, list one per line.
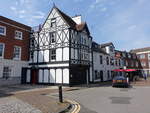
(66, 99), (81, 113)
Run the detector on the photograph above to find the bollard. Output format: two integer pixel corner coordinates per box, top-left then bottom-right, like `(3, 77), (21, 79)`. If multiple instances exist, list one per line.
(59, 85), (63, 103)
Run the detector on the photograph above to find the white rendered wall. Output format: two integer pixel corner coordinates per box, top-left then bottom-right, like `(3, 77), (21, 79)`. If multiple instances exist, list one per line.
(0, 59), (28, 78)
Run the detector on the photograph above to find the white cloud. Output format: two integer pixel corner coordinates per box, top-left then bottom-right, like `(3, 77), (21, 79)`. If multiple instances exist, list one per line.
(128, 25), (137, 30)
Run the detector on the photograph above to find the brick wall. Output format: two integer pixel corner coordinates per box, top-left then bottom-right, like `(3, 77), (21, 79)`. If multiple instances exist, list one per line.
(0, 16), (31, 61)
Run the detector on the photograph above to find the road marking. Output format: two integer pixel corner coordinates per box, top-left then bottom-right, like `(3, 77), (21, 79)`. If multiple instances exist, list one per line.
(66, 99), (81, 113)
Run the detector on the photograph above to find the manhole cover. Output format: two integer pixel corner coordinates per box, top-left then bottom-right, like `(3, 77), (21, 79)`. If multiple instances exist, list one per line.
(109, 97), (132, 104)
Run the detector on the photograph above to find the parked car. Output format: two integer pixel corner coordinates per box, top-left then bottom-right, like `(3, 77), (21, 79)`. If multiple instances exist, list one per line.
(112, 76), (129, 87)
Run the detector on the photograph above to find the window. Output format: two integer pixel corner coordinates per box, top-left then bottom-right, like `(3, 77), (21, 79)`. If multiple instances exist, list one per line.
(0, 25), (6, 36)
(95, 70), (100, 79)
(84, 38), (86, 45)
(15, 30), (22, 40)
(139, 54), (145, 59)
(0, 43), (4, 58)
(51, 18), (56, 27)
(100, 55), (103, 64)
(131, 61), (134, 67)
(13, 46), (21, 60)
(3, 66), (11, 79)
(100, 71), (103, 81)
(110, 58), (114, 65)
(107, 70), (110, 79)
(109, 45), (114, 52)
(50, 49), (56, 60)
(128, 53), (131, 58)
(50, 32), (56, 43)
(126, 61), (128, 66)
(136, 61), (139, 67)
(84, 53), (88, 60)
(115, 59), (118, 66)
(122, 53), (126, 57)
(119, 59), (121, 66)
(148, 53), (150, 60)
(106, 57), (109, 65)
(141, 62), (146, 67)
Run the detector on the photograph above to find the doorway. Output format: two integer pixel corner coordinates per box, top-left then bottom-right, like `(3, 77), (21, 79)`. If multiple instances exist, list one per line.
(31, 69), (38, 84)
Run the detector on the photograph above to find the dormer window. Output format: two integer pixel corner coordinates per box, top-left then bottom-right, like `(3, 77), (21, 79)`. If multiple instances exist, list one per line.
(51, 18), (56, 27)
(50, 32), (56, 43)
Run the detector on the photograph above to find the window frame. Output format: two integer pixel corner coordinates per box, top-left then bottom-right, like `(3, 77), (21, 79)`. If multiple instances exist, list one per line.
(50, 18), (56, 27)
(141, 61), (146, 67)
(50, 49), (56, 61)
(15, 30), (23, 40)
(106, 57), (109, 65)
(0, 25), (6, 36)
(3, 66), (11, 79)
(139, 54), (145, 59)
(0, 43), (5, 58)
(100, 55), (103, 64)
(13, 46), (21, 60)
(148, 53), (150, 60)
(50, 32), (56, 43)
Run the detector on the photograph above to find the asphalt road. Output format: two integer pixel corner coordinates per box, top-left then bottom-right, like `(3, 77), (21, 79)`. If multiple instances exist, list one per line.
(64, 86), (150, 113)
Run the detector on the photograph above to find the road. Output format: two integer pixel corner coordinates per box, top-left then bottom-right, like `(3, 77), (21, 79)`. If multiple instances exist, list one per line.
(64, 86), (150, 113)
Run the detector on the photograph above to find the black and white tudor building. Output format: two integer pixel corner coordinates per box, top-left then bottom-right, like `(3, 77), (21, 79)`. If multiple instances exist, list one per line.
(23, 6), (92, 85)
(22, 6), (123, 85)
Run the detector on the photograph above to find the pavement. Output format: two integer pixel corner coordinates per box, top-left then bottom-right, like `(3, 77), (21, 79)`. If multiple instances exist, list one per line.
(0, 85), (71, 113)
(131, 77), (150, 86)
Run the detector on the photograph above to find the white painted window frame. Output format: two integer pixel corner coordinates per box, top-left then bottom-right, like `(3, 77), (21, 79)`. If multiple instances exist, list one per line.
(0, 43), (5, 58)
(13, 46), (21, 60)
(15, 30), (23, 40)
(3, 66), (11, 79)
(0, 25), (6, 36)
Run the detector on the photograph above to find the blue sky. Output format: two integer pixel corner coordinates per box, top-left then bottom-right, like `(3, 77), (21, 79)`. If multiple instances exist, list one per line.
(0, 0), (150, 51)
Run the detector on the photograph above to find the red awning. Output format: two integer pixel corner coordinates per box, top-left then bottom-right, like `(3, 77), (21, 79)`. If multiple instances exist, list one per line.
(112, 69), (125, 72)
(125, 69), (136, 72)
(112, 69), (137, 72)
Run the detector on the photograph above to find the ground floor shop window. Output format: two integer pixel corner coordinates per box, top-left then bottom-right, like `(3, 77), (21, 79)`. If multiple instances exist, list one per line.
(3, 66), (11, 79)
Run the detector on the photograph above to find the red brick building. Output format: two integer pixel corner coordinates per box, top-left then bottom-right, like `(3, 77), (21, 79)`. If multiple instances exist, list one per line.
(130, 47), (150, 77)
(0, 16), (31, 85)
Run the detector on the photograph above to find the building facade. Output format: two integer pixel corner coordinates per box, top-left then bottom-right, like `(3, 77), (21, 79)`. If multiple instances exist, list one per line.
(92, 42), (124, 82)
(1, 6), (149, 86)
(130, 47), (150, 76)
(23, 6), (92, 85)
(0, 16), (31, 86)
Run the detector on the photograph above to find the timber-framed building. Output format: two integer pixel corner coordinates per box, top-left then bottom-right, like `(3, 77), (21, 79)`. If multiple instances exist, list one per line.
(23, 6), (92, 85)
